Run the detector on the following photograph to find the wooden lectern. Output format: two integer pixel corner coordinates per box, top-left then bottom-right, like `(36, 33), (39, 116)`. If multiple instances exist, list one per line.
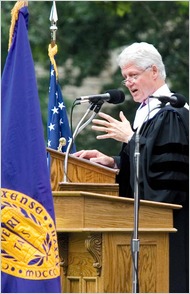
(47, 148), (181, 293)
(47, 147), (119, 196)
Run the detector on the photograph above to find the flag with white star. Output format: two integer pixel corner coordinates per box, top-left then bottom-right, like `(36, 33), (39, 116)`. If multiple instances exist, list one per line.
(47, 60), (76, 156)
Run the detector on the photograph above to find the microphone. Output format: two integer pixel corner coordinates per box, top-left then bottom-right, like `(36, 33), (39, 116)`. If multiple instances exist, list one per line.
(76, 89), (125, 105)
(149, 93), (186, 108)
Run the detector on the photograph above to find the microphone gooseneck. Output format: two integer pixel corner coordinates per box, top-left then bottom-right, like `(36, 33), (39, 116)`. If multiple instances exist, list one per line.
(64, 89), (124, 182)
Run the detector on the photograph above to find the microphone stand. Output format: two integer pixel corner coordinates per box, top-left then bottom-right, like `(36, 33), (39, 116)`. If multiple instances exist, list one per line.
(131, 102), (165, 293)
(63, 100), (104, 182)
(132, 125), (141, 294)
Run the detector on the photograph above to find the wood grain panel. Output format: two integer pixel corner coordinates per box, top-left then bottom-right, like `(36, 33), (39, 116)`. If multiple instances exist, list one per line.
(67, 233), (97, 276)
(47, 148), (118, 191)
(82, 277), (98, 293)
(53, 192), (179, 232)
(59, 182), (119, 196)
(102, 232), (168, 293)
(66, 233), (99, 293)
(67, 276), (81, 293)
(53, 190), (179, 292)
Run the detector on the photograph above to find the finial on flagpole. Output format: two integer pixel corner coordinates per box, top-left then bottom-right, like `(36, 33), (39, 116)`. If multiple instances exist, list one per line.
(49, 0), (58, 47)
(57, 137), (66, 152)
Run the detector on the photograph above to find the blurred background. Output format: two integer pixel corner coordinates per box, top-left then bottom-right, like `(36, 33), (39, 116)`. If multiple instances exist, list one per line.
(1, 1), (189, 156)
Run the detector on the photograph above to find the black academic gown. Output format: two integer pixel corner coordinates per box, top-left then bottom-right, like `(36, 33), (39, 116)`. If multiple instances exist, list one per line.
(115, 105), (189, 293)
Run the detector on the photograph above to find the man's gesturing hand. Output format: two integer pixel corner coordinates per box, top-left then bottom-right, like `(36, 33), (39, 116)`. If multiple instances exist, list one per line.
(92, 111), (134, 143)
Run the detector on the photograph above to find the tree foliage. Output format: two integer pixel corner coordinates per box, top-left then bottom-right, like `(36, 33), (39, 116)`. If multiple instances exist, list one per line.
(1, 1), (189, 154)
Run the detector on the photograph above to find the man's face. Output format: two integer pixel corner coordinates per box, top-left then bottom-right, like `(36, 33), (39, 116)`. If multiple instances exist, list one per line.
(121, 63), (156, 103)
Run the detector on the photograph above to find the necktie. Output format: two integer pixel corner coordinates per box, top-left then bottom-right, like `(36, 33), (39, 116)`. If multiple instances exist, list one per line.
(140, 100), (147, 108)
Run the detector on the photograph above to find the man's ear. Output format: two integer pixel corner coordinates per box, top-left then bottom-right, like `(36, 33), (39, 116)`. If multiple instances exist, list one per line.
(152, 64), (159, 79)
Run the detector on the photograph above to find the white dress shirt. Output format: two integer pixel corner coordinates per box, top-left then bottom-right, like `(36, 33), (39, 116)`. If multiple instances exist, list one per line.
(132, 84), (189, 130)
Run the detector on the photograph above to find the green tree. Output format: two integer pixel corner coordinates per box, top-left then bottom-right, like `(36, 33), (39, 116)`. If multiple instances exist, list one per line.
(1, 1), (189, 155)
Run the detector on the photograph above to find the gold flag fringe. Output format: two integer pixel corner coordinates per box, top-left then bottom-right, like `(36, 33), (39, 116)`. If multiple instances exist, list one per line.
(48, 44), (58, 80)
(8, 1), (28, 51)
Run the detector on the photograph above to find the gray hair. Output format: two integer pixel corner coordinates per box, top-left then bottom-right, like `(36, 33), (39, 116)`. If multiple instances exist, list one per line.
(117, 42), (166, 80)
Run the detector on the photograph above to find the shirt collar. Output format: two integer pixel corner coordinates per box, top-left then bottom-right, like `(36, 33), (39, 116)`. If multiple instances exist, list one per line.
(152, 83), (172, 97)
(140, 84), (172, 107)
(133, 84), (172, 130)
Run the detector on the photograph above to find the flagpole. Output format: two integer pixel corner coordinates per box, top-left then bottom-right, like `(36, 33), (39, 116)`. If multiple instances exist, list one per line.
(49, 0), (58, 79)
(49, 0), (58, 48)
(48, 0), (76, 159)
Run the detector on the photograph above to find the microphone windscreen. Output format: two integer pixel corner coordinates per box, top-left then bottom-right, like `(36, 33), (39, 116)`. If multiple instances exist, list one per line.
(171, 93), (186, 108)
(106, 89), (125, 104)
